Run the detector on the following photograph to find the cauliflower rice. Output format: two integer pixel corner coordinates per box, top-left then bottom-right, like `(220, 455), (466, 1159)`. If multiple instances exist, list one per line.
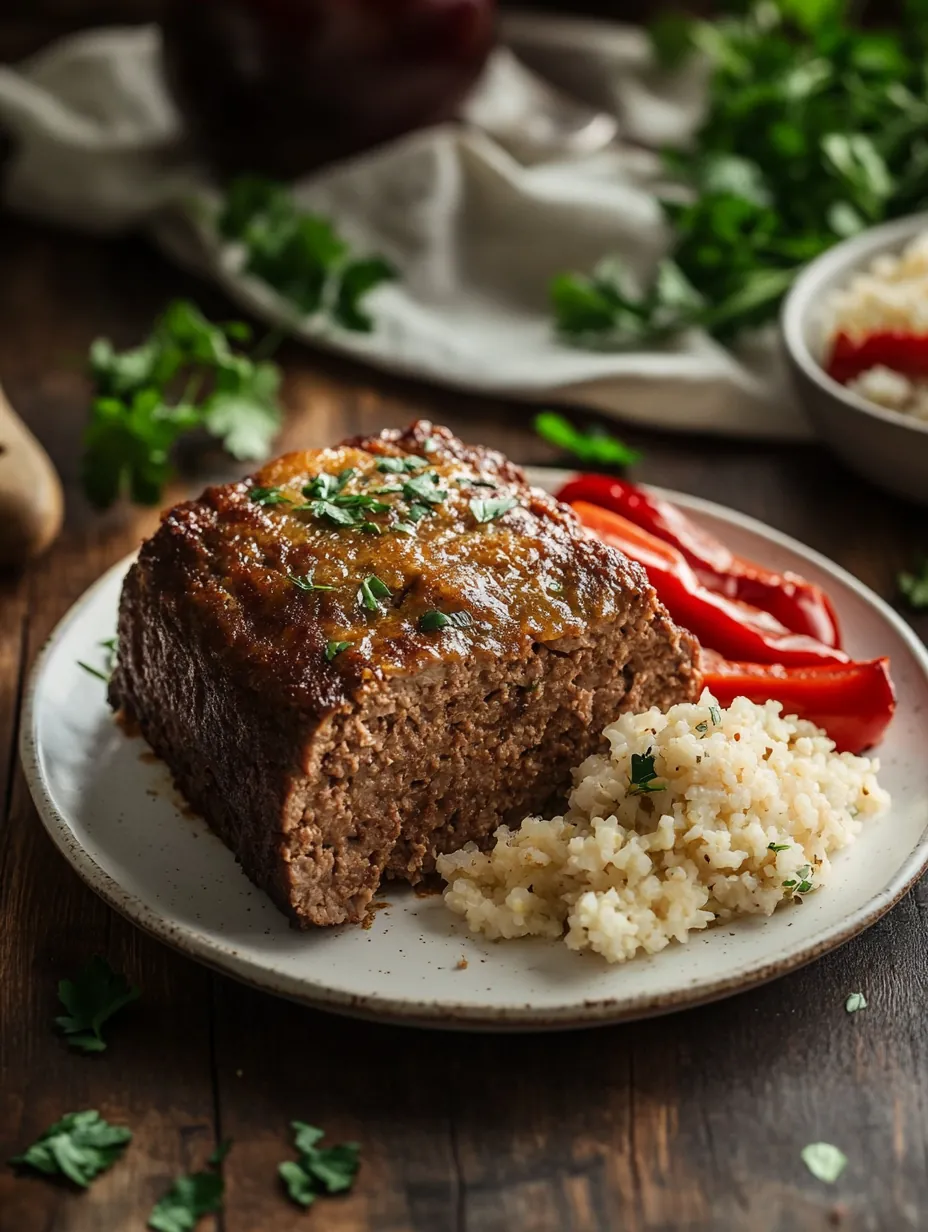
(437, 692), (889, 964)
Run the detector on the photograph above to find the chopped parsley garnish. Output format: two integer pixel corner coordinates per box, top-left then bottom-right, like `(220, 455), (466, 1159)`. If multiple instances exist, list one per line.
(628, 749), (665, 795)
(331, 495), (390, 511)
(402, 472), (447, 505)
(303, 471), (350, 501)
(370, 485), (403, 495)
(359, 576), (391, 611)
(534, 411), (641, 467)
(55, 956), (140, 1054)
(783, 863), (814, 894)
(767, 842), (791, 853)
(454, 476), (496, 488)
(406, 502), (432, 523)
(304, 500), (361, 527)
(377, 456), (423, 474)
(325, 640), (353, 661)
(249, 486), (291, 506)
(898, 556), (928, 609)
(394, 521), (417, 536)
(10, 1110), (131, 1187)
(708, 704), (721, 725)
(547, 581), (564, 594)
(78, 637), (118, 684)
(83, 299), (281, 509)
(470, 496), (518, 524)
(148, 1156), (226, 1232)
(279, 1122), (361, 1209)
(218, 174), (396, 332)
(418, 610), (472, 632)
(288, 571), (334, 592)
(695, 721), (708, 733)
(801, 1142), (847, 1185)
(421, 437), (439, 454)
(360, 521), (382, 534)
(845, 991), (868, 1014)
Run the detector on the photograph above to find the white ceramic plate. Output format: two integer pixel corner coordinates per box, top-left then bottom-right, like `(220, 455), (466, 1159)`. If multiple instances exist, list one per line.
(21, 471), (928, 1029)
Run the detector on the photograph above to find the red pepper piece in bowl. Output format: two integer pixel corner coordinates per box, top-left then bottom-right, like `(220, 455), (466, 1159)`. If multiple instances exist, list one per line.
(557, 474), (841, 648)
(827, 329), (928, 387)
(699, 651), (896, 754)
(571, 501), (847, 668)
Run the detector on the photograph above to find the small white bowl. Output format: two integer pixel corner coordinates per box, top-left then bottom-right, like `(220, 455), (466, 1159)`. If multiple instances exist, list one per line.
(782, 212), (928, 507)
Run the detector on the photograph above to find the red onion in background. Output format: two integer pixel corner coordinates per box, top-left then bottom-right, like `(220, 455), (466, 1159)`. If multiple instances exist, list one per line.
(161, 0), (497, 179)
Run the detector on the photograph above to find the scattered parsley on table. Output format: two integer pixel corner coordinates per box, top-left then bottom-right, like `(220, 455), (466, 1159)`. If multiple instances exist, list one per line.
(55, 955), (141, 1053)
(9, 1111), (131, 1187)
(279, 1122), (361, 1209)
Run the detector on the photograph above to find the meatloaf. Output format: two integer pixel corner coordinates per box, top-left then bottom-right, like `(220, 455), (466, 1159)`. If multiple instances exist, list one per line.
(110, 421), (701, 927)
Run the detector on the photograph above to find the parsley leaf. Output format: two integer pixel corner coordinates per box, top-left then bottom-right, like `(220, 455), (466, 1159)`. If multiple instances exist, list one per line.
(288, 571), (334, 592)
(402, 472), (447, 505)
(768, 842), (791, 853)
(249, 486), (291, 506)
(708, 704), (722, 725)
(418, 609), (472, 632)
(470, 496), (518, 524)
(845, 991), (868, 1013)
(77, 637), (118, 685)
(377, 456), (424, 474)
(219, 176), (396, 331)
(325, 640), (353, 661)
(628, 749), (665, 796)
(359, 575), (392, 611)
(279, 1122), (361, 1209)
(801, 1142), (848, 1184)
(898, 556), (928, 609)
(534, 412), (642, 467)
(148, 1169), (224, 1232)
(82, 300), (282, 509)
(55, 956), (140, 1053)
(9, 1110), (131, 1187)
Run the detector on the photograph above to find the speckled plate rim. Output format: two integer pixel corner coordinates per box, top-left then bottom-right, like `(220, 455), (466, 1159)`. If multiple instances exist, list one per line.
(19, 473), (928, 1031)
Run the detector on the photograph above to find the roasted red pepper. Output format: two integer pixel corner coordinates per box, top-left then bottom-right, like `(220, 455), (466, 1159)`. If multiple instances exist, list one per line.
(572, 501), (847, 667)
(827, 329), (928, 386)
(699, 651), (896, 753)
(557, 474), (841, 648)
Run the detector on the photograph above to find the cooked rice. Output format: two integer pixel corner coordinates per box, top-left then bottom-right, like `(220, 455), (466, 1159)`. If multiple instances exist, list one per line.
(827, 229), (928, 420)
(437, 692), (889, 964)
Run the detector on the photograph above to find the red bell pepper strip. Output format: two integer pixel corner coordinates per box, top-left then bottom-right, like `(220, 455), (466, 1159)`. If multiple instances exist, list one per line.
(571, 501), (848, 667)
(827, 329), (928, 386)
(557, 474), (841, 648)
(699, 651), (896, 754)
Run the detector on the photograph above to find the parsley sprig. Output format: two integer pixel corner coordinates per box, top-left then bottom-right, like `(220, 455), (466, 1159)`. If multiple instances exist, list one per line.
(218, 175), (396, 332)
(553, 0), (928, 346)
(55, 956), (140, 1053)
(83, 300), (282, 509)
(148, 1145), (229, 1232)
(534, 412), (641, 468)
(279, 1122), (360, 1209)
(10, 1111), (131, 1187)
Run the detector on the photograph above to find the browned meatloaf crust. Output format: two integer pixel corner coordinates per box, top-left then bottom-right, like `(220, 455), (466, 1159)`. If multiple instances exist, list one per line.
(110, 421), (701, 927)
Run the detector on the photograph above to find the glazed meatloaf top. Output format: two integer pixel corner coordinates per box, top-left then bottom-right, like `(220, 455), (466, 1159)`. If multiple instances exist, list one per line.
(123, 420), (673, 724)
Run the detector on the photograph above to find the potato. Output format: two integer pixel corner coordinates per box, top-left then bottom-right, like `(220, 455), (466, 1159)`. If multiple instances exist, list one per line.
(0, 385), (64, 566)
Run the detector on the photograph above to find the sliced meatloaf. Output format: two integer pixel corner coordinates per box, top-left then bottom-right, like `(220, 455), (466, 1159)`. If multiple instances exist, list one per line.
(110, 421), (701, 927)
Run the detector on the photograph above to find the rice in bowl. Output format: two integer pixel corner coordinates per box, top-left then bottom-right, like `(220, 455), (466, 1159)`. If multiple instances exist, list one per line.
(437, 692), (889, 964)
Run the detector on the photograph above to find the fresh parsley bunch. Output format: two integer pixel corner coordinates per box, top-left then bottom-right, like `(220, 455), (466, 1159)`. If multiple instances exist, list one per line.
(82, 299), (282, 509)
(554, 0), (928, 346)
(218, 175), (397, 332)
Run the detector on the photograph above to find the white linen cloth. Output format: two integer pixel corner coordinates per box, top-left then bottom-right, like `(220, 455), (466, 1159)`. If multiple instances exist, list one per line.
(0, 14), (809, 441)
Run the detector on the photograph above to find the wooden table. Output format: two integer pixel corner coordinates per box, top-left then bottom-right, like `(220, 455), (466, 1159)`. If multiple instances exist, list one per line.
(2, 210), (928, 1232)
